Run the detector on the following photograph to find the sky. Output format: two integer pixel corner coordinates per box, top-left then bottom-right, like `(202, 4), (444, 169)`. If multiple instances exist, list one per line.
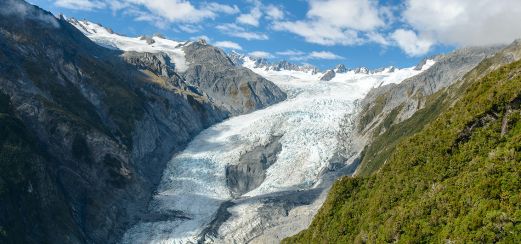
(28, 0), (521, 70)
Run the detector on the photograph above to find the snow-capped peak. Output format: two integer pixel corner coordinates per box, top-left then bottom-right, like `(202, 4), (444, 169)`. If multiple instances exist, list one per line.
(67, 18), (191, 72)
(229, 51), (319, 74)
(334, 64), (348, 73)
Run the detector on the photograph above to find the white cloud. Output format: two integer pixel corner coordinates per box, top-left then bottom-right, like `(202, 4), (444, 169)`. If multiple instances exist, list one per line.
(274, 50), (343, 60)
(178, 24), (202, 33)
(236, 1), (284, 27)
(308, 51), (344, 60)
(237, 1), (262, 27)
(403, 0), (521, 47)
(232, 31), (268, 40)
(190, 35), (211, 42)
(274, 20), (362, 46)
(55, 0), (106, 10)
(124, 0), (214, 23)
(249, 51), (273, 58)
(265, 4), (284, 20)
(56, 0), (239, 24)
(391, 29), (433, 56)
(2, 0), (60, 27)
(214, 41), (243, 50)
(128, 8), (169, 28)
(216, 23), (269, 40)
(106, 0), (130, 11)
(366, 32), (390, 46)
(273, 0), (385, 46)
(307, 0), (384, 31)
(206, 2), (240, 15)
(276, 50), (306, 56)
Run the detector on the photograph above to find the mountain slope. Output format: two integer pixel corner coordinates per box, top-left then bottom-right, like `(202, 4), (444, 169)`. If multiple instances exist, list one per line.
(343, 46), (503, 176)
(0, 1), (285, 243)
(284, 42), (521, 243)
(0, 92), (81, 243)
(182, 41), (286, 114)
(68, 19), (287, 115)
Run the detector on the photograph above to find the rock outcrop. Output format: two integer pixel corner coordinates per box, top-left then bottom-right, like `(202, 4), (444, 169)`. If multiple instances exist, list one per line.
(225, 136), (282, 197)
(183, 41), (286, 114)
(334, 64), (347, 73)
(320, 70), (336, 81)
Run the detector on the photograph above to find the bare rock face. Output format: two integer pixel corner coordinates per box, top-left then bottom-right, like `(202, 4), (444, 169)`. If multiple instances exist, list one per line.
(0, 1), (286, 243)
(354, 67), (369, 74)
(320, 70), (336, 81)
(123, 51), (175, 78)
(182, 42), (287, 115)
(139, 36), (155, 45)
(225, 136), (282, 197)
(334, 64), (347, 73)
(273, 60), (304, 71)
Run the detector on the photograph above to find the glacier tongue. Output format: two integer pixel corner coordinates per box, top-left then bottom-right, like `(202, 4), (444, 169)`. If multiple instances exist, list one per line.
(121, 61), (434, 243)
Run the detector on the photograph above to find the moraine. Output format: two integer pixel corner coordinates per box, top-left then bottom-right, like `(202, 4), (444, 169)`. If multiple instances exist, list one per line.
(121, 57), (435, 243)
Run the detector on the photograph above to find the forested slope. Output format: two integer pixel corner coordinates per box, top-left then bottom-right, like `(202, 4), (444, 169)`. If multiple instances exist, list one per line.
(285, 46), (521, 243)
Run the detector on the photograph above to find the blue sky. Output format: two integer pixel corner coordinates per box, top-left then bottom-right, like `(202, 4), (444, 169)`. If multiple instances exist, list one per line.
(28, 0), (521, 70)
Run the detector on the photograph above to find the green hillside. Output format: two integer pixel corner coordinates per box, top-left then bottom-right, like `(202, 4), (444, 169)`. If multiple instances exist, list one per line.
(284, 58), (521, 243)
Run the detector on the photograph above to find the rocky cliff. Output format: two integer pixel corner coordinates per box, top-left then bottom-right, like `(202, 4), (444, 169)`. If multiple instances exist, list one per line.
(183, 41), (286, 114)
(0, 1), (285, 243)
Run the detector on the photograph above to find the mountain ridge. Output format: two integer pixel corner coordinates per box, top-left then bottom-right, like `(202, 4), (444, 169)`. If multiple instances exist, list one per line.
(0, 1), (285, 243)
(228, 50), (399, 79)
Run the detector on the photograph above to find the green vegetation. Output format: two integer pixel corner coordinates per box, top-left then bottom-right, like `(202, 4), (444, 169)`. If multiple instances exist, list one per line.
(284, 59), (521, 243)
(358, 94), (387, 133)
(357, 92), (447, 176)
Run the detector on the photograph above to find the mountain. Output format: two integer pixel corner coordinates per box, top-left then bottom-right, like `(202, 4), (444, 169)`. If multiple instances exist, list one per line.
(0, 1), (285, 243)
(229, 51), (398, 81)
(339, 46), (503, 174)
(284, 41), (521, 243)
(68, 19), (286, 115)
(229, 51), (320, 74)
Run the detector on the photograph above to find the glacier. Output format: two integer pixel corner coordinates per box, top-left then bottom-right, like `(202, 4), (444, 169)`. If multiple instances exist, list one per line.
(121, 57), (434, 243)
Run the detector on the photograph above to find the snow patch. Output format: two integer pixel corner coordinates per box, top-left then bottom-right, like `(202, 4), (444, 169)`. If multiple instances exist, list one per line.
(69, 19), (190, 72)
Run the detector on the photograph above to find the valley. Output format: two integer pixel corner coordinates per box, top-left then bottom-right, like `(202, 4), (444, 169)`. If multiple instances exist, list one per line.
(1, 1), (520, 243)
(122, 58), (434, 243)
